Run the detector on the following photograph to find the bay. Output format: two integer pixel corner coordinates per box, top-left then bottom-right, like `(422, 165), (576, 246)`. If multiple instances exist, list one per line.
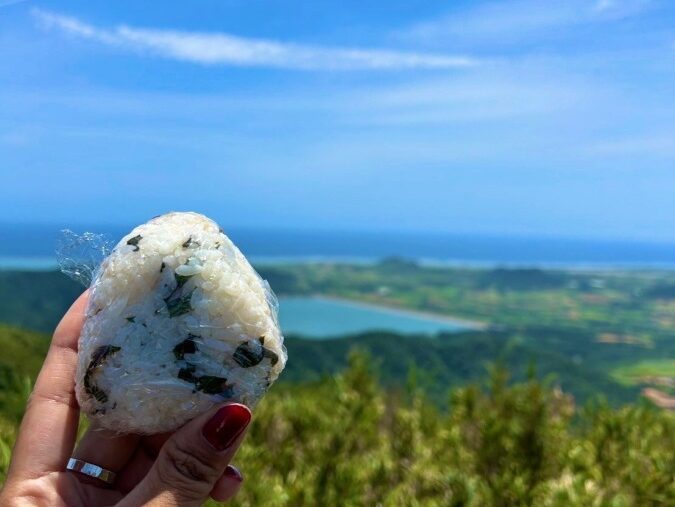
(278, 296), (477, 338)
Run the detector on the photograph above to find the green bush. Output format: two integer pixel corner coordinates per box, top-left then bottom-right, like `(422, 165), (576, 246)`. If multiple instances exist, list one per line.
(221, 353), (673, 506)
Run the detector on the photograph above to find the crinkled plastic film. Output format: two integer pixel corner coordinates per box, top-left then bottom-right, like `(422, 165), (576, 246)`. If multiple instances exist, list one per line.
(57, 230), (112, 287)
(56, 212), (287, 435)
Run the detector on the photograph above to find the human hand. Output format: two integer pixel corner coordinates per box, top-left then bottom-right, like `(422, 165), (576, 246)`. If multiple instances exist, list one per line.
(0, 292), (251, 506)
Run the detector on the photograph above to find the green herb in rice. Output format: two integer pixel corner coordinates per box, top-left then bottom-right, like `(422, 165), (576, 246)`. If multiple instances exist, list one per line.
(126, 234), (142, 251)
(165, 290), (194, 318)
(233, 338), (265, 368)
(178, 363), (197, 383)
(196, 375), (233, 396)
(83, 345), (121, 404)
(173, 335), (199, 360)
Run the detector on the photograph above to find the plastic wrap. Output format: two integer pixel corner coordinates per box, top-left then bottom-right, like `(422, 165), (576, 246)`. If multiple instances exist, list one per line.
(57, 230), (112, 287)
(57, 212), (286, 434)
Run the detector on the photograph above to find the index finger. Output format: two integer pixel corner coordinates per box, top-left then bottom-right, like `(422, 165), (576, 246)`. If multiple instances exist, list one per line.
(8, 291), (88, 479)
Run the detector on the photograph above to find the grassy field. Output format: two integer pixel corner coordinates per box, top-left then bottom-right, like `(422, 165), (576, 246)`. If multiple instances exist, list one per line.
(611, 360), (675, 400)
(612, 360), (675, 384)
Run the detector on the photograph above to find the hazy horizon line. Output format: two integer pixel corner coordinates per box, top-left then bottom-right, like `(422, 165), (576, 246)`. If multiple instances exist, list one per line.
(2, 220), (675, 246)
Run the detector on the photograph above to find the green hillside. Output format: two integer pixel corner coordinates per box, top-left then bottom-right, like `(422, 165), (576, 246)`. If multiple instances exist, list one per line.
(0, 271), (81, 333)
(0, 322), (638, 417)
(1, 347), (673, 506)
(284, 330), (640, 405)
(0, 325), (49, 422)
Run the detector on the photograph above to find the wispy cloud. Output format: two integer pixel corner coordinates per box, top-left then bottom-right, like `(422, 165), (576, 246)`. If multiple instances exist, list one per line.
(32, 8), (477, 70)
(593, 0), (651, 16)
(400, 0), (652, 45)
(351, 73), (589, 125)
(589, 133), (675, 157)
(0, 0), (29, 7)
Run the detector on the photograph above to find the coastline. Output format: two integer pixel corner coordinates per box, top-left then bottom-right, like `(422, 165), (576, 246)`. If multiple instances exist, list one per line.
(307, 294), (488, 330)
(4, 254), (675, 272)
(0, 257), (58, 270)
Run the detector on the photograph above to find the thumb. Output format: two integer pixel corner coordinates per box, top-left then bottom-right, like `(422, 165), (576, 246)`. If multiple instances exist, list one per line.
(119, 403), (251, 507)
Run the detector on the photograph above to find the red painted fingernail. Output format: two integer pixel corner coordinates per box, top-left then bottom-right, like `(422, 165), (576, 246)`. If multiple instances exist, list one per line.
(224, 465), (243, 482)
(202, 404), (251, 451)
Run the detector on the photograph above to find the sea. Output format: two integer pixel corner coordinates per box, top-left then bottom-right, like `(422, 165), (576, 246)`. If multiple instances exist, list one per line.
(3, 223), (675, 269)
(2, 223), (675, 337)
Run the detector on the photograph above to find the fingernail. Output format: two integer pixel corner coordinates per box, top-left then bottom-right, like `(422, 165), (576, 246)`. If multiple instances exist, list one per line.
(224, 465), (243, 482)
(202, 404), (251, 451)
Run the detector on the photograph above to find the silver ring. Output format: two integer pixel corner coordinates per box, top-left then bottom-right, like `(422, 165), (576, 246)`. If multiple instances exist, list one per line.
(66, 458), (117, 485)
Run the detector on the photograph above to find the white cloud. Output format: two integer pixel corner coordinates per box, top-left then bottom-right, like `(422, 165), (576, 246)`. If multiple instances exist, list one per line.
(32, 8), (477, 70)
(400, 0), (652, 45)
(0, 64), (592, 129)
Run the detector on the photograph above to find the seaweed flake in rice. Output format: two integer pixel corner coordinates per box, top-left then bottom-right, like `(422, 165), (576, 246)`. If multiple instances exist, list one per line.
(75, 212), (287, 434)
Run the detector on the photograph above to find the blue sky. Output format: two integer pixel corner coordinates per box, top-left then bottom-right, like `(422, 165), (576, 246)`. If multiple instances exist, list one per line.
(1, 0), (674, 240)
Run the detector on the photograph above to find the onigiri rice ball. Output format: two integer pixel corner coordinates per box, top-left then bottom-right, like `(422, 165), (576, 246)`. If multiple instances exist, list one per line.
(75, 212), (286, 434)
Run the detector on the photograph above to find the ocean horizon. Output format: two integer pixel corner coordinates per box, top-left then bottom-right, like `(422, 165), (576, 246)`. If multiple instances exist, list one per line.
(2, 223), (675, 270)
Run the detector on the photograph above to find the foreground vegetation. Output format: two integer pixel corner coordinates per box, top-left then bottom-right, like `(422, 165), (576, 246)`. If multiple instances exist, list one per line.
(1, 353), (673, 506)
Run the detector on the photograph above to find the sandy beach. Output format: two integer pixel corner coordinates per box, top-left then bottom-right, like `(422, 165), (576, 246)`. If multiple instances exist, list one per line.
(311, 294), (488, 330)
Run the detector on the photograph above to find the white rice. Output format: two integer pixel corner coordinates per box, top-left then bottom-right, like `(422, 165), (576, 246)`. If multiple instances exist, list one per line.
(75, 212), (286, 434)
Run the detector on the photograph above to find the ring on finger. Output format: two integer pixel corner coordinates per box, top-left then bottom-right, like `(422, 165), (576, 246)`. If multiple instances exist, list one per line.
(66, 458), (117, 485)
